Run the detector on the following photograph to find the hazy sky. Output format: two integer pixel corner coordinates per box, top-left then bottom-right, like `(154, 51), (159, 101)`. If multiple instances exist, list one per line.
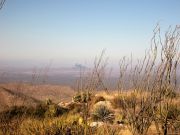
(0, 0), (180, 67)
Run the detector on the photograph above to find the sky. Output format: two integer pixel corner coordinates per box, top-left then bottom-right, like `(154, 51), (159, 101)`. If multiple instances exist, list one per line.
(0, 0), (180, 68)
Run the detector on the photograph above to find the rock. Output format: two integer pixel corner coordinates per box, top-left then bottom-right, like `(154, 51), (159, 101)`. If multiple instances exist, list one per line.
(89, 121), (104, 127)
(116, 120), (125, 127)
(94, 101), (113, 110)
(58, 101), (83, 111)
(58, 102), (65, 107)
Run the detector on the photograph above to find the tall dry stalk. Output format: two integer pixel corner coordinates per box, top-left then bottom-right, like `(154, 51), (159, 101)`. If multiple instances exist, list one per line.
(74, 50), (109, 135)
(117, 24), (180, 135)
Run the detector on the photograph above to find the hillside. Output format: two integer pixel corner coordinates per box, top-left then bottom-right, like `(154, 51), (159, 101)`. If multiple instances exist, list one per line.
(0, 83), (75, 112)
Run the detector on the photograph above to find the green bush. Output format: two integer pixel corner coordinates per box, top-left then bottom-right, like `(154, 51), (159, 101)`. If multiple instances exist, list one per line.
(92, 105), (114, 122)
(45, 104), (68, 118)
(0, 101), (68, 121)
(33, 102), (68, 118)
(73, 92), (92, 103)
(73, 93), (82, 102)
(0, 106), (33, 123)
(32, 104), (47, 118)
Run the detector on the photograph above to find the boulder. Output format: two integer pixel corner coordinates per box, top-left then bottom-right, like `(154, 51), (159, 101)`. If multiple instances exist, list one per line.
(89, 121), (104, 127)
(93, 101), (113, 110)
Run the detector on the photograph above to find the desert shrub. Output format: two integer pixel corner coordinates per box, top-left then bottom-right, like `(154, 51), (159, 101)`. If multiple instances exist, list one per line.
(167, 104), (180, 120)
(163, 89), (178, 99)
(0, 102), (68, 134)
(32, 101), (68, 118)
(32, 103), (48, 118)
(92, 104), (114, 122)
(166, 104), (180, 132)
(45, 104), (58, 117)
(67, 102), (83, 114)
(32, 101), (54, 118)
(73, 93), (82, 102)
(111, 94), (138, 109)
(111, 96), (123, 109)
(168, 91), (178, 98)
(155, 103), (180, 134)
(45, 104), (68, 118)
(174, 115), (180, 132)
(73, 92), (92, 103)
(156, 103), (180, 120)
(115, 113), (127, 124)
(45, 98), (53, 105)
(0, 106), (33, 123)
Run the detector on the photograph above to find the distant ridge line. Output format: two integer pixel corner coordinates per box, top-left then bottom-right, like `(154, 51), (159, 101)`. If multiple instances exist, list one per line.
(0, 86), (41, 103)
